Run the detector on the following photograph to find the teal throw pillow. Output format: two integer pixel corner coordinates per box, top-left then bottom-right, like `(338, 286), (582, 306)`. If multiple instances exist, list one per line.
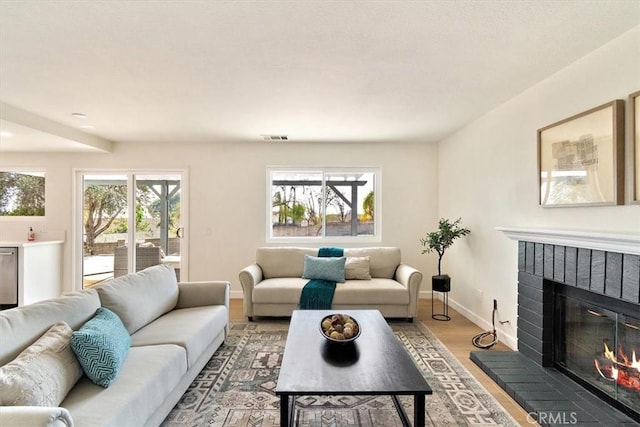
(71, 307), (131, 388)
(302, 255), (346, 283)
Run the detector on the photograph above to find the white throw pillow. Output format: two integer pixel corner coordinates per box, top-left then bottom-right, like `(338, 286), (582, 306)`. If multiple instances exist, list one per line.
(345, 256), (372, 280)
(0, 321), (83, 406)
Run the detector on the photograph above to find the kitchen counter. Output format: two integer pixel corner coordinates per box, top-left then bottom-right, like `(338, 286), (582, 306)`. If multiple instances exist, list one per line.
(0, 241), (64, 306)
(0, 240), (64, 247)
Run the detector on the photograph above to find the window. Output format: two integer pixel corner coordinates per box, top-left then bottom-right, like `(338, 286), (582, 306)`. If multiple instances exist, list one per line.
(0, 170), (45, 216)
(75, 170), (187, 290)
(268, 168), (379, 241)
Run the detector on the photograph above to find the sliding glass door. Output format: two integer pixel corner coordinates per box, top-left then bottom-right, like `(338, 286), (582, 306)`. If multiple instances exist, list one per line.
(76, 171), (187, 289)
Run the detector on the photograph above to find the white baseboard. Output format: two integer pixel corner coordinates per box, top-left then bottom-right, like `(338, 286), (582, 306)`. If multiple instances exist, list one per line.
(419, 291), (517, 350)
(230, 290), (244, 299)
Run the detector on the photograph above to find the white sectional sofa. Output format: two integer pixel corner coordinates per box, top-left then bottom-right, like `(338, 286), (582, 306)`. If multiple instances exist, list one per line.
(239, 247), (423, 321)
(0, 264), (230, 427)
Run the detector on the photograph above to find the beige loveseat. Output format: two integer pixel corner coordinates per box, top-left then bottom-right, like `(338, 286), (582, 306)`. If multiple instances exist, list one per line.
(239, 247), (423, 321)
(0, 264), (230, 427)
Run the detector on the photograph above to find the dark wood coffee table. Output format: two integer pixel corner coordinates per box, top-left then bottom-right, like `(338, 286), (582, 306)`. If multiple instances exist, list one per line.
(275, 309), (432, 426)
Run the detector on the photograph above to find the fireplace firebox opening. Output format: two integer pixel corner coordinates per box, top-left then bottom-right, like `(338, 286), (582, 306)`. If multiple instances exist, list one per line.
(554, 282), (640, 421)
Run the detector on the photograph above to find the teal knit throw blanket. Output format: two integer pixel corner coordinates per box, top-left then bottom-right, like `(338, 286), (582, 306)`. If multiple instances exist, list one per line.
(299, 247), (344, 310)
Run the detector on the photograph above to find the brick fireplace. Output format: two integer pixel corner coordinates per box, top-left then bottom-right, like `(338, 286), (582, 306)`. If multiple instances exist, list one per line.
(516, 241), (639, 367)
(471, 228), (640, 425)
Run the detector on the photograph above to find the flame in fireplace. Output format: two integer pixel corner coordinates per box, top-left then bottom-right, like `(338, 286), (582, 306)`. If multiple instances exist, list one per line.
(594, 343), (640, 391)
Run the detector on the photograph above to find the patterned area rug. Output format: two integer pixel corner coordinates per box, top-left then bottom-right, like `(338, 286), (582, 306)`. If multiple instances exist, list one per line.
(162, 320), (518, 426)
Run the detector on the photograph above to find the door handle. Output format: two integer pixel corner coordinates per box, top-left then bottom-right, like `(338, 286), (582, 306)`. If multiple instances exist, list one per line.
(0, 252), (16, 256)
(176, 227), (184, 238)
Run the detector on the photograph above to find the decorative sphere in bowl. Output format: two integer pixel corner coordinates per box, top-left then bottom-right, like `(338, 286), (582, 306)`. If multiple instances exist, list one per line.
(320, 313), (361, 344)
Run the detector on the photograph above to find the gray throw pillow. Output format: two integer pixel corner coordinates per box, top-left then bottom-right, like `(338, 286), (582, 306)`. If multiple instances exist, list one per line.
(302, 255), (346, 282)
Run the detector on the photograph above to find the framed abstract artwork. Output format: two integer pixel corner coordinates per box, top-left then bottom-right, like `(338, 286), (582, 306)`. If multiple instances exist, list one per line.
(538, 100), (624, 207)
(631, 91), (640, 204)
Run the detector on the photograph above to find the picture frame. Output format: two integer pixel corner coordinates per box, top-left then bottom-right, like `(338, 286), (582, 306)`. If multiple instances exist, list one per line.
(538, 100), (624, 207)
(631, 91), (640, 204)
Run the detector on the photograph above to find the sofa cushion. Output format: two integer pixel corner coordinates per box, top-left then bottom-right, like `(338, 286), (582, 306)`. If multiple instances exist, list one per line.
(252, 277), (409, 305)
(252, 278), (307, 304)
(0, 321), (83, 407)
(62, 344), (187, 427)
(96, 264), (179, 334)
(344, 248), (401, 279)
(254, 247), (401, 280)
(256, 247), (317, 279)
(345, 256), (372, 280)
(333, 279), (410, 305)
(130, 305), (228, 368)
(71, 308), (132, 388)
(0, 289), (101, 366)
(302, 255), (346, 282)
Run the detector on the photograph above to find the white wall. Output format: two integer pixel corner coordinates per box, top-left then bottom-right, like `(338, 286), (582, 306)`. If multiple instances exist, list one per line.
(3, 26), (637, 338)
(0, 141), (439, 299)
(438, 26), (640, 349)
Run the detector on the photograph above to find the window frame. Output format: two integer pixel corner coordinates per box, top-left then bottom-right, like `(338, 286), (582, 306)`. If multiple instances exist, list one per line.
(72, 168), (189, 291)
(266, 167), (381, 243)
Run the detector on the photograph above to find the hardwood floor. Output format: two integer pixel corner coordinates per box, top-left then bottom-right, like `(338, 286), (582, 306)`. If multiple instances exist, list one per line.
(229, 299), (535, 426)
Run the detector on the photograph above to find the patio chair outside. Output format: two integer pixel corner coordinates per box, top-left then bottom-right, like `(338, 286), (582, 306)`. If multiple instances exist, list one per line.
(113, 245), (162, 277)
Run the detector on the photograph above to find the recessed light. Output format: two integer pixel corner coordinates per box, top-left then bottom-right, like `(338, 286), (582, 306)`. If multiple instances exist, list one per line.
(0, 131), (13, 137)
(71, 112), (88, 119)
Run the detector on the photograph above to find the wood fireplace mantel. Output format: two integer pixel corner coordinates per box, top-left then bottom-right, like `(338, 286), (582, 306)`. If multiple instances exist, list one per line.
(496, 226), (640, 256)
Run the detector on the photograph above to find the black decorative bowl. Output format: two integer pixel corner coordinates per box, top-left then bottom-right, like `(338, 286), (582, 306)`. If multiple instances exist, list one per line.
(319, 313), (361, 344)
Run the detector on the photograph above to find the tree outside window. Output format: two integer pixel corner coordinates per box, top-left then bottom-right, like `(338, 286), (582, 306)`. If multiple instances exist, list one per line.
(269, 169), (377, 239)
(0, 171), (45, 216)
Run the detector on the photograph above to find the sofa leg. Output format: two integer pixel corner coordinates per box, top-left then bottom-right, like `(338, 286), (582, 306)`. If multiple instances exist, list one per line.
(248, 316), (254, 322)
(408, 317), (414, 323)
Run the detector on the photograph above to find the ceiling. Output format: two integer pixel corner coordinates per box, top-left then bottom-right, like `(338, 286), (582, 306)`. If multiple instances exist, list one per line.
(0, 1), (638, 152)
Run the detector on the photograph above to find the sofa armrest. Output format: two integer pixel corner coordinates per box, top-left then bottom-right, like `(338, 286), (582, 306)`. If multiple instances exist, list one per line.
(0, 406), (73, 427)
(176, 281), (230, 310)
(239, 264), (263, 319)
(395, 264), (423, 318)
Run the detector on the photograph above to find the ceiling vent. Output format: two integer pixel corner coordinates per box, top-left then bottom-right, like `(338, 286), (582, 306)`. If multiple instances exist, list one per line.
(261, 134), (288, 141)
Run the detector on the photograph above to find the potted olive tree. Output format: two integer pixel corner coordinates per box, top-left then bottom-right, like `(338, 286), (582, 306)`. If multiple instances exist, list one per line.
(420, 217), (471, 293)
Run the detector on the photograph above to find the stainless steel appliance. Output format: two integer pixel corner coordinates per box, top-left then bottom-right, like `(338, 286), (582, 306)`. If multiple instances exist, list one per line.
(0, 247), (18, 309)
